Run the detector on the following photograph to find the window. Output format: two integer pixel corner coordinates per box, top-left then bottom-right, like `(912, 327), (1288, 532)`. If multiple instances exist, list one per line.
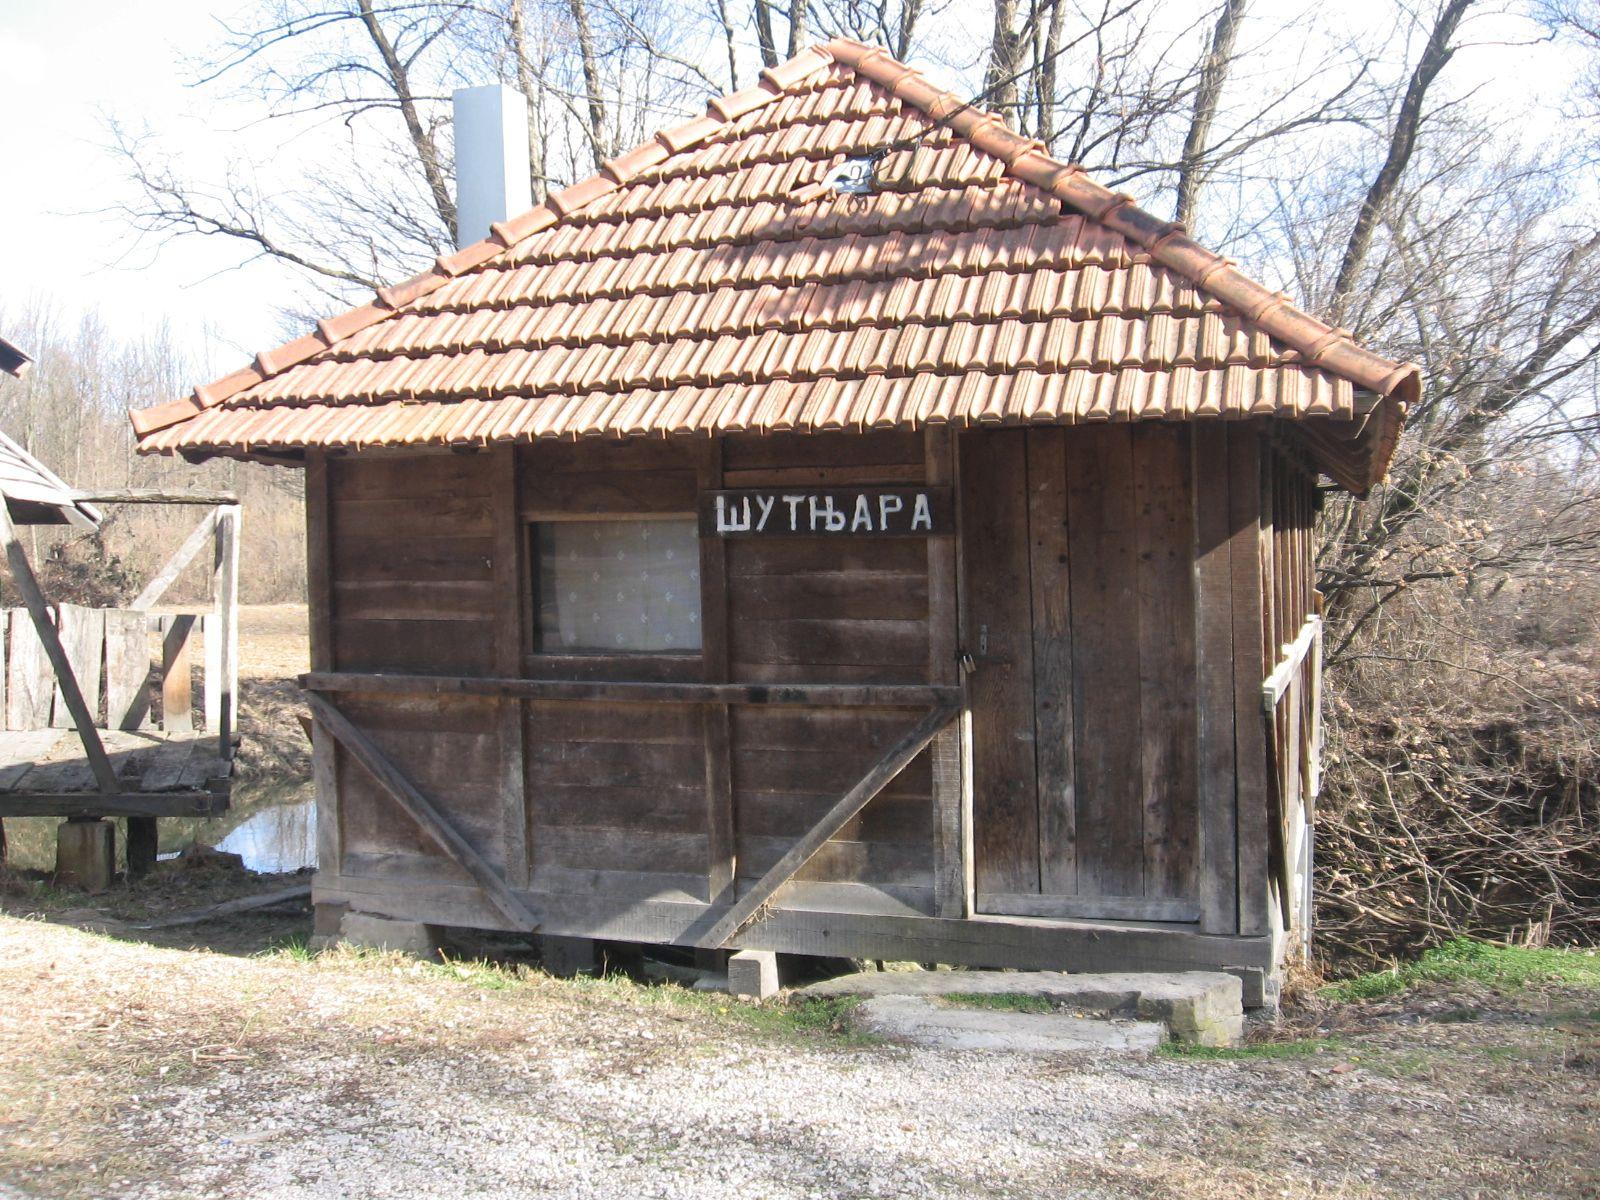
(532, 518), (701, 654)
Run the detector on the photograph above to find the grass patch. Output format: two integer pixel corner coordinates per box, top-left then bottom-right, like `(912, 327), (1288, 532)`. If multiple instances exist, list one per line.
(941, 992), (1056, 1015)
(1322, 938), (1600, 1003)
(1159, 1037), (1344, 1061)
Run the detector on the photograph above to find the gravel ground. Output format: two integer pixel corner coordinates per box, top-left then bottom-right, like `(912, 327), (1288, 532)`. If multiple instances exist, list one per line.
(3, 913), (1597, 1200)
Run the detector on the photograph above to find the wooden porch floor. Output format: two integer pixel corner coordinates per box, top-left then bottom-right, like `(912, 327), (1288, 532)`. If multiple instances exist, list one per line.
(0, 730), (231, 817)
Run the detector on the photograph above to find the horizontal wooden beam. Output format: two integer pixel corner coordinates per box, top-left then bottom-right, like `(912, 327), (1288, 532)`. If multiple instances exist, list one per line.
(1262, 616), (1321, 708)
(0, 791), (228, 819)
(74, 491), (239, 506)
(313, 871), (1278, 1001)
(302, 671), (962, 709)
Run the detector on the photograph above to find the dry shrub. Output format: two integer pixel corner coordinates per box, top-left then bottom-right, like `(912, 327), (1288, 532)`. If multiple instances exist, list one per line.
(1316, 562), (1600, 969)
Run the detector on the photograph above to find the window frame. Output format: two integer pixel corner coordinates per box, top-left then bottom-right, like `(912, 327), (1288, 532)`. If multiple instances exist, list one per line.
(521, 511), (705, 682)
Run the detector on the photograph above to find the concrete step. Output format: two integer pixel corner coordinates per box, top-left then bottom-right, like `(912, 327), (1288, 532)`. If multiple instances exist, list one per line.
(854, 996), (1166, 1052)
(802, 969), (1245, 1048)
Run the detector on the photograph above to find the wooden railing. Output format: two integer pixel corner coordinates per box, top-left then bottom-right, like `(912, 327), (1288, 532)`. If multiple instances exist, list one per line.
(1261, 615), (1322, 929)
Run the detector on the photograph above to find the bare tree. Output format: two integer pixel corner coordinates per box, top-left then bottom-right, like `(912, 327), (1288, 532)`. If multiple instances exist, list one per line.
(1173, 0), (1246, 226)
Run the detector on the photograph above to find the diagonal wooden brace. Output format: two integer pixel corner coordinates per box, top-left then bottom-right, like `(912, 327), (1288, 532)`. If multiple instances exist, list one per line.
(305, 691), (539, 933)
(703, 703), (959, 948)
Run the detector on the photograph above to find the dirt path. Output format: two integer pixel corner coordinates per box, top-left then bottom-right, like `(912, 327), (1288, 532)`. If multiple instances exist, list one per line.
(1, 916), (1595, 1200)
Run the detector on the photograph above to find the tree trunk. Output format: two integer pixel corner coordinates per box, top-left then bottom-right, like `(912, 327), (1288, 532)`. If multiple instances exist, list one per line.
(568, 0), (610, 171)
(356, 0), (455, 233)
(753, 0), (780, 68)
(1332, 0), (1475, 311)
(713, 0), (740, 89)
(788, 0), (809, 57)
(1034, 0), (1065, 145)
(1174, 0), (1247, 228)
(508, 0), (548, 202)
(986, 0), (1024, 117)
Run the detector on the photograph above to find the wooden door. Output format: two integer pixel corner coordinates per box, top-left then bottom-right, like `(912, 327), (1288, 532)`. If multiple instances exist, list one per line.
(960, 426), (1205, 925)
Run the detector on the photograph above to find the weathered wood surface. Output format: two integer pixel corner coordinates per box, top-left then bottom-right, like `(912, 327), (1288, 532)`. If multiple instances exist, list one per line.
(307, 691), (538, 931)
(160, 614), (196, 734)
(705, 703), (956, 947)
(960, 430), (1039, 897)
(1133, 425), (1197, 902)
(0, 504), (118, 792)
(1027, 427), (1075, 896)
(305, 671), (959, 708)
(0, 791), (227, 819)
(6, 608), (52, 729)
(1192, 424), (1239, 933)
(329, 454), (497, 677)
(105, 610), (151, 730)
(53, 605), (104, 731)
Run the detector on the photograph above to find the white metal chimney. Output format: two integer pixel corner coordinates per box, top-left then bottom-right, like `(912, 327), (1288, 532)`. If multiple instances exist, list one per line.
(452, 85), (533, 250)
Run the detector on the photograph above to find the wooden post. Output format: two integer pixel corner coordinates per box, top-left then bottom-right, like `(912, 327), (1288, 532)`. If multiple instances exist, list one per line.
(206, 504), (240, 759)
(490, 446), (528, 889)
(0, 502), (119, 793)
(926, 428), (968, 919)
(160, 614), (196, 735)
(697, 438), (735, 907)
(305, 452), (340, 881)
(126, 815), (159, 879)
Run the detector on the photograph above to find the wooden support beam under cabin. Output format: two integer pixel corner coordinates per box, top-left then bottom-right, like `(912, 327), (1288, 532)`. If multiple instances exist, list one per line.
(305, 691), (539, 933)
(703, 703), (959, 947)
(301, 671), (961, 709)
(0, 503), (120, 794)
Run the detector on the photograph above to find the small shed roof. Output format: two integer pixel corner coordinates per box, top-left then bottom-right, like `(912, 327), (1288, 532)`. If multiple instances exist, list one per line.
(0, 430), (100, 528)
(132, 39), (1417, 493)
(0, 337), (32, 379)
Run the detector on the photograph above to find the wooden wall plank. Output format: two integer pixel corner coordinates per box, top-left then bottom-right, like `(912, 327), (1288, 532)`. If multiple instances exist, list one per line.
(697, 438), (735, 905)
(722, 430), (923, 473)
(7, 608), (52, 730)
(959, 430), (1039, 897)
(1229, 426), (1272, 936)
(1192, 424), (1239, 933)
(491, 445), (528, 889)
(1026, 427), (1076, 896)
(1066, 425), (1143, 898)
(104, 611), (150, 731)
(159, 614), (195, 734)
(53, 605), (104, 730)
(925, 428), (967, 917)
(1133, 425), (1198, 902)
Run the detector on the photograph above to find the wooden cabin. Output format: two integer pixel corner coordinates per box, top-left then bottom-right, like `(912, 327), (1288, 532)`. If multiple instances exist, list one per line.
(132, 40), (1416, 1003)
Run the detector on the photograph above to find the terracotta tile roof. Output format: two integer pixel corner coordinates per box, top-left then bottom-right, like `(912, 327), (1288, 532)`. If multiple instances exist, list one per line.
(133, 39), (1417, 493)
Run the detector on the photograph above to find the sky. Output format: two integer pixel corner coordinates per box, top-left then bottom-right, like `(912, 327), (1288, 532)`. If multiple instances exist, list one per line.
(0, 0), (302, 376)
(0, 0), (1581, 394)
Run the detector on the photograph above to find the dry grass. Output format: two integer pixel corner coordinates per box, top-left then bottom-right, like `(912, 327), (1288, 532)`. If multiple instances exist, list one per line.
(1, 912), (1597, 1199)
